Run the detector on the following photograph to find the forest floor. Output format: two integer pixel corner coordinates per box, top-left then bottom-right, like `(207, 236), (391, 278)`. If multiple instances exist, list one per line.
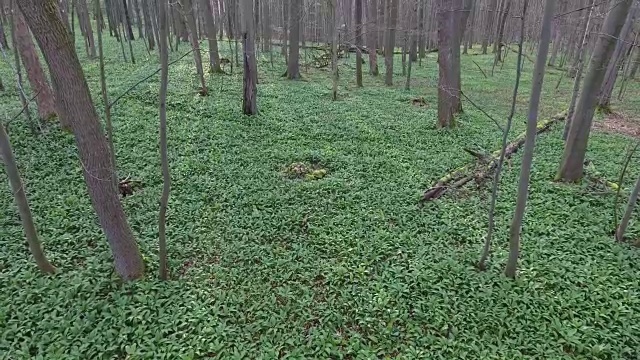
(2, 35), (640, 358)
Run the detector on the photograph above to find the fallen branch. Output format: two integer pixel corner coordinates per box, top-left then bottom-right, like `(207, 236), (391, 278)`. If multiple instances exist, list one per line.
(420, 112), (566, 203)
(472, 60), (488, 78)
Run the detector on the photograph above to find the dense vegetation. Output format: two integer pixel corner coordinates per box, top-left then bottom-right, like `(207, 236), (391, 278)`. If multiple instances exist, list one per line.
(1, 22), (640, 357)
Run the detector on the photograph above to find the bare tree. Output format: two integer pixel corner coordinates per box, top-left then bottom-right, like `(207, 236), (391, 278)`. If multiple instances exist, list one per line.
(558, 0), (635, 183)
(158, 0), (171, 280)
(367, 0), (379, 75)
(76, 0), (97, 58)
(287, 0), (301, 79)
(18, 0), (146, 280)
(0, 120), (57, 274)
(181, 0), (208, 94)
(482, 0), (497, 54)
(355, 0), (363, 87)
(504, 0), (555, 279)
(241, 0), (257, 114)
(564, 0), (595, 140)
(597, 6), (638, 110)
(331, 0), (338, 100)
(202, 0), (224, 73)
(13, 8), (57, 120)
(478, 0), (528, 271)
(122, 0), (136, 39)
(385, 0), (398, 86)
(492, 0), (511, 63)
(141, 0), (156, 50)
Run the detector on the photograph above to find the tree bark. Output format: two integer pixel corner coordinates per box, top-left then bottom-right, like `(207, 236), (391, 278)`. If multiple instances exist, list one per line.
(158, 0), (170, 280)
(482, 0), (497, 54)
(141, 0), (155, 50)
(0, 121), (57, 274)
(384, 0), (398, 86)
(241, 0), (257, 114)
(18, 0), (145, 280)
(287, 0), (301, 79)
(181, 0), (208, 94)
(505, 0), (554, 279)
(597, 6), (638, 110)
(122, 0), (135, 39)
(367, 0), (379, 75)
(355, 0), (363, 87)
(616, 170), (640, 242)
(564, 0), (595, 140)
(14, 9), (57, 120)
(558, 0), (635, 182)
(492, 0), (510, 61)
(201, 0), (223, 73)
(76, 0), (97, 58)
(132, 0), (143, 39)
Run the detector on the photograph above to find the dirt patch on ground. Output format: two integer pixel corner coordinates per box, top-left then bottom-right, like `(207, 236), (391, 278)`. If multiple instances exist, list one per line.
(593, 112), (640, 138)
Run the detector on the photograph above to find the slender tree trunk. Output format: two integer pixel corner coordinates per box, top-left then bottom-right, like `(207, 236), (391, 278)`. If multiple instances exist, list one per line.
(418, 0), (425, 59)
(281, 0), (288, 59)
(132, 0), (143, 39)
(355, 0), (363, 87)
(597, 7), (638, 110)
(95, 0), (117, 186)
(121, 0), (135, 39)
(202, 0), (223, 73)
(616, 171), (640, 243)
(241, 0), (257, 114)
(18, 0), (145, 280)
(158, 0), (170, 280)
(367, 0), (379, 75)
(331, 0), (338, 100)
(482, 0), (497, 54)
(405, 0), (418, 90)
(76, 0), (96, 58)
(492, 0), (510, 61)
(384, 0), (398, 86)
(287, 0), (301, 79)
(14, 9), (57, 120)
(479, 0), (527, 271)
(141, 0), (155, 50)
(558, 0), (635, 182)
(564, 0), (595, 140)
(181, 0), (207, 94)
(505, 0), (555, 279)
(0, 121), (57, 274)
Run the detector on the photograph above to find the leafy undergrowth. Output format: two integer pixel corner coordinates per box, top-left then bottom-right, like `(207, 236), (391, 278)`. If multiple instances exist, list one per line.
(1, 34), (640, 358)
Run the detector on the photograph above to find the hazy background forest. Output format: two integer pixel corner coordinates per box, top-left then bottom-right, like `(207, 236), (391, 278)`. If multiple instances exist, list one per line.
(1, 0), (640, 358)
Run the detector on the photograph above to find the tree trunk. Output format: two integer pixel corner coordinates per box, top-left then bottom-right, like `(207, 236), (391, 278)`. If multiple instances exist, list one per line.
(355, 0), (363, 87)
(377, 0), (385, 53)
(287, 0), (301, 79)
(76, 0), (97, 58)
(141, 0), (155, 50)
(241, 0), (257, 114)
(597, 6), (638, 110)
(482, 0), (497, 54)
(405, 0), (417, 90)
(158, 0), (170, 280)
(418, 0), (425, 58)
(437, 0), (456, 127)
(505, 0), (555, 279)
(0, 121), (57, 274)
(201, 0), (223, 73)
(18, 0), (145, 281)
(281, 0), (288, 59)
(616, 170), (640, 242)
(122, 0), (135, 39)
(14, 9), (57, 120)
(132, 0), (143, 39)
(384, 0), (398, 86)
(181, 0), (208, 94)
(557, 0), (635, 183)
(492, 0), (510, 61)
(331, 0), (338, 100)
(564, 0), (595, 140)
(367, 0), (379, 75)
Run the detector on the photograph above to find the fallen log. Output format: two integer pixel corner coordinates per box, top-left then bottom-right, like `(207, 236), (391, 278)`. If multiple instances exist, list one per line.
(420, 112), (567, 203)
